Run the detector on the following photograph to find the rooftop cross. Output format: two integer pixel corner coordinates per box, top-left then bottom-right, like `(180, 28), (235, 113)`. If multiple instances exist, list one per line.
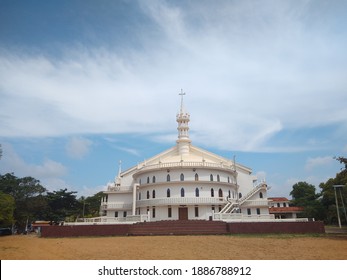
(118, 160), (122, 176)
(179, 89), (186, 113)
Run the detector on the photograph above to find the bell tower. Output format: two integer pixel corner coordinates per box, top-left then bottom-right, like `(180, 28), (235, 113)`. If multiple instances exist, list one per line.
(176, 89), (191, 155)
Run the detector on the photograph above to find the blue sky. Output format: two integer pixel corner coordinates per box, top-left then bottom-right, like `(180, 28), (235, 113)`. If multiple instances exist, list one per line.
(0, 0), (346, 198)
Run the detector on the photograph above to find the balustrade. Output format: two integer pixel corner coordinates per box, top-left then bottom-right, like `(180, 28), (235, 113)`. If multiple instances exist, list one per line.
(101, 203), (132, 210)
(137, 196), (227, 207)
(240, 200), (270, 206)
(135, 161), (237, 174)
(106, 186), (133, 193)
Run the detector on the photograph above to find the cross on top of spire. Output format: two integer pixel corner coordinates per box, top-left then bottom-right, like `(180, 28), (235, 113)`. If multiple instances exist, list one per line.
(179, 89), (186, 113)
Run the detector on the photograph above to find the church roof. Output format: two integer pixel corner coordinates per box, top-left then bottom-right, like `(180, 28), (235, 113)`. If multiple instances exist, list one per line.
(268, 197), (290, 202)
(269, 206), (304, 213)
(121, 143), (252, 177)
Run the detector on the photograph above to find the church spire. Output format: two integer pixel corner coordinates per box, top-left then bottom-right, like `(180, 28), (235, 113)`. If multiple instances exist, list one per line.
(176, 89), (191, 155)
(115, 160), (122, 186)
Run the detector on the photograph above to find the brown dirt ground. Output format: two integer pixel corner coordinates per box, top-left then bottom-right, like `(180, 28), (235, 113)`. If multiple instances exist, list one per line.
(1, 231), (347, 260)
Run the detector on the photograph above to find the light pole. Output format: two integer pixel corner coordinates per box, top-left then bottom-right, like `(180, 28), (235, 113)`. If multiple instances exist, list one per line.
(82, 197), (86, 220)
(338, 186), (347, 224)
(333, 185), (344, 228)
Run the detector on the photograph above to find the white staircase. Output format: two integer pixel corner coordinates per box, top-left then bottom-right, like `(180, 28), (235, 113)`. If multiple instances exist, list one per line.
(219, 182), (267, 214)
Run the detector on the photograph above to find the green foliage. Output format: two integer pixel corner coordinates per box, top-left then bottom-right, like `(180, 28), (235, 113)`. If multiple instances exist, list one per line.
(0, 173), (105, 228)
(319, 157), (347, 224)
(290, 181), (318, 204)
(0, 173), (48, 230)
(46, 188), (80, 222)
(289, 157), (347, 224)
(0, 191), (15, 227)
(82, 191), (105, 217)
(335, 156), (347, 170)
(0, 173), (46, 200)
(290, 181), (324, 220)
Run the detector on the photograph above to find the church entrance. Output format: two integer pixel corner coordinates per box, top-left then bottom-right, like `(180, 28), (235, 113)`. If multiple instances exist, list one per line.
(178, 207), (188, 220)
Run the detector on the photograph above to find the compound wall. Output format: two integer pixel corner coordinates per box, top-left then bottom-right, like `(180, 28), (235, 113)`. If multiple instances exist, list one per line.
(40, 221), (325, 238)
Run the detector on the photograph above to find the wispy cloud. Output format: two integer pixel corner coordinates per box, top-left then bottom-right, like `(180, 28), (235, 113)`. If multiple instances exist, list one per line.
(0, 1), (346, 153)
(0, 143), (68, 190)
(116, 146), (141, 157)
(305, 156), (334, 171)
(66, 136), (93, 159)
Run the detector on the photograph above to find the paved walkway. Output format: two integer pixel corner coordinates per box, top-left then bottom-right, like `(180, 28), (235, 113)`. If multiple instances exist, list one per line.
(325, 226), (347, 234)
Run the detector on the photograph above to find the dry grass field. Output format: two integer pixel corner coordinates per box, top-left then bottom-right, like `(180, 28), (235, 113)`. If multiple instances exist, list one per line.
(1, 229), (347, 260)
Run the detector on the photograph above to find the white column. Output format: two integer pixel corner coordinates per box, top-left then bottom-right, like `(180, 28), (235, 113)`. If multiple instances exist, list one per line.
(132, 183), (139, 216)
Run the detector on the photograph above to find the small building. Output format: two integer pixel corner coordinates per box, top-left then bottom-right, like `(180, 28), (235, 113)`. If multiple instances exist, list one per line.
(31, 221), (52, 233)
(268, 197), (304, 219)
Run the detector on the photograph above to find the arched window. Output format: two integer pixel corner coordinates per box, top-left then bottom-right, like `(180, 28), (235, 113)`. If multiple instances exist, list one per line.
(259, 192), (263, 199)
(218, 188), (223, 198)
(217, 174), (220, 182)
(181, 188), (185, 197)
(147, 177), (150, 184)
(228, 190), (231, 198)
(211, 188), (214, 197)
(152, 190), (156, 199)
(195, 187), (199, 197)
(152, 176), (156, 183)
(210, 174), (214, 181)
(180, 173), (184, 181)
(239, 192), (242, 199)
(227, 177), (230, 183)
(167, 188), (171, 198)
(147, 190), (150, 199)
(139, 192), (141, 200)
(195, 173), (199, 181)
(139, 179), (142, 185)
(167, 174), (170, 182)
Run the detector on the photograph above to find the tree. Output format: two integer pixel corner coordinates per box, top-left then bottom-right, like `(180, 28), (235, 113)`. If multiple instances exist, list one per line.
(290, 181), (325, 220)
(290, 181), (318, 203)
(81, 191), (105, 218)
(319, 157), (347, 224)
(46, 188), (80, 222)
(0, 191), (15, 227)
(0, 174), (46, 200)
(335, 156), (347, 170)
(0, 173), (47, 230)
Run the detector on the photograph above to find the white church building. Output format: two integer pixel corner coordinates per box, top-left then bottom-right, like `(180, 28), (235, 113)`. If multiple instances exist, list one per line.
(97, 93), (273, 223)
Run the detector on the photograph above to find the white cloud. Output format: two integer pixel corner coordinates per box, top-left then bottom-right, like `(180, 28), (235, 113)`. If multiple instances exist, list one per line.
(0, 143), (68, 190)
(66, 136), (93, 159)
(305, 156), (334, 171)
(116, 147), (141, 157)
(0, 1), (346, 153)
(79, 185), (107, 198)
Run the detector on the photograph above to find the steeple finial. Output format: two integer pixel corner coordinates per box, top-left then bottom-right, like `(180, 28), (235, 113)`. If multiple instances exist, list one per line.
(114, 160), (122, 187)
(118, 160), (122, 176)
(179, 89), (186, 113)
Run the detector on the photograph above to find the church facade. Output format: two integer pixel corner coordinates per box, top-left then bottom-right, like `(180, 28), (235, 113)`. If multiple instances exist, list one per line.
(100, 95), (271, 222)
